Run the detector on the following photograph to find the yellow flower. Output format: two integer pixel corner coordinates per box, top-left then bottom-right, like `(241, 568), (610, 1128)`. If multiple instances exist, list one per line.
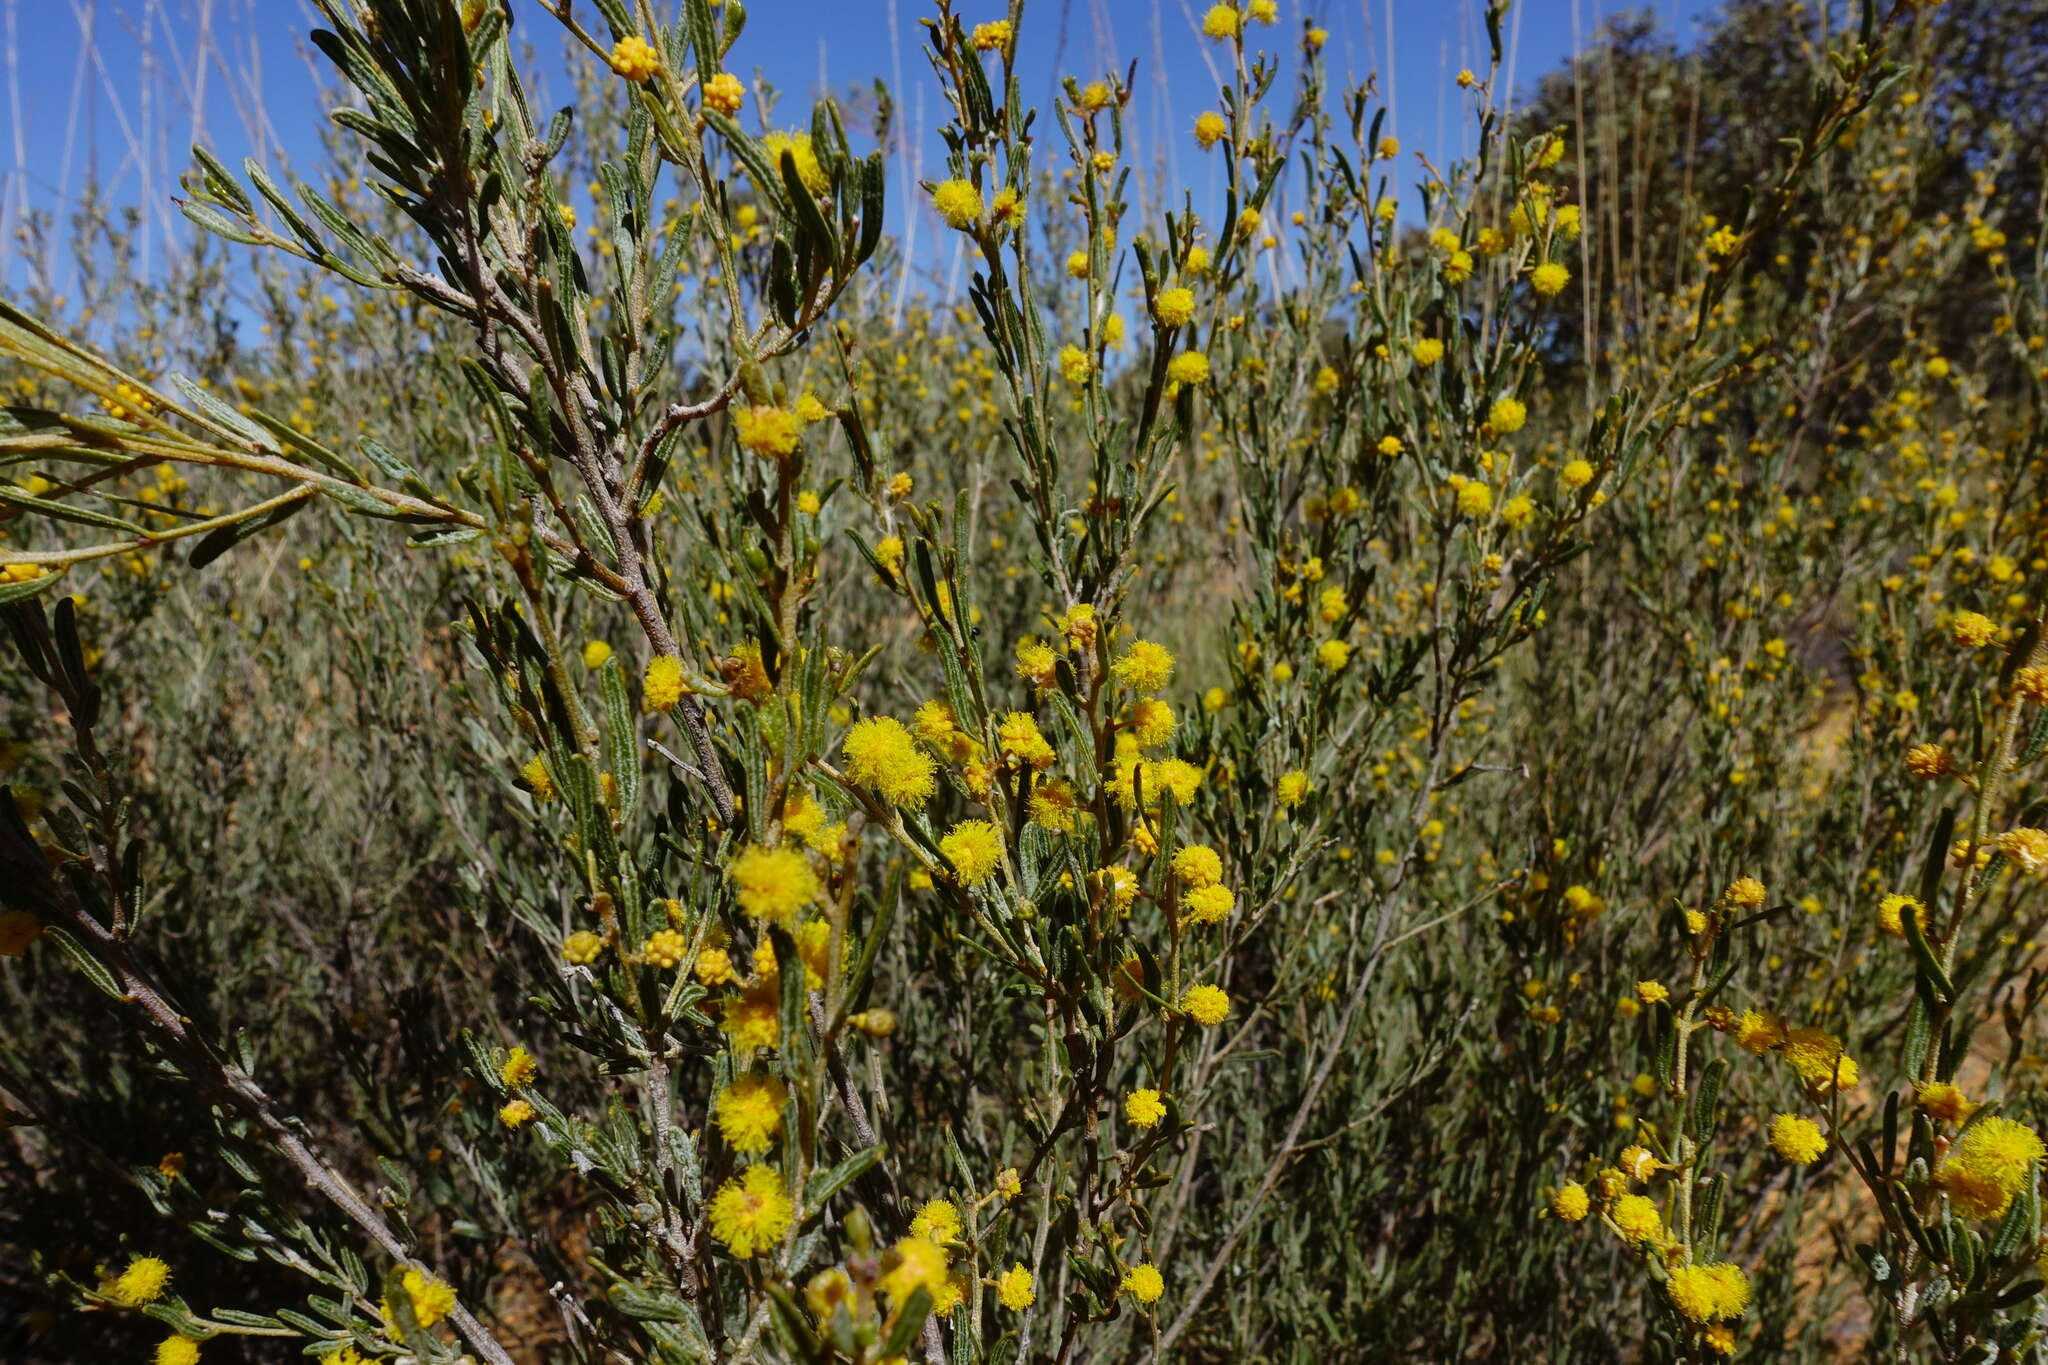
(1915, 1082), (1974, 1124)
(1782, 1026), (1858, 1094)
(996, 1263), (1035, 1310)
(1723, 876), (1766, 908)
(1276, 769), (1310, 808)
(1876, 893), (1926, 938)
(1412, 338), (1445, 365)
(714, 1073), (788, 1155)
(1181, 884), (1235, 924)
(703, 71), (745, 115)
(971, 19), (1014, 52)
(932, 179), (983, 230)
(1121, 1262), (1165, 1303)
(1487, 396), (1527, 434)
(1152, 287), (1196, 328)
(1125, 1088), (1167, 1128)
(1194, 111), (1228, 147)
(498, 1098), (536, 1128)
(1170, 844), (1223, 887)
(910, 1198), (963, 1244)
(729, 844), (820, 923)
(734, 405), (801, 459)
(581, 639), (613, 668)
(110, 1255), (171, 1306)
(1181, 983), (1230, 1027)
(609, 34), (660, 82)
(998, 711), (1056, 768)
(1549, 1182), (1590, 1221)
(1666, 1262), (1751, 1324)
(1768, 1113), (1826, 1164)
(563, 930), (605, 965)
(1114, 640), (1176, 694)
(940, 819), (1005, 885)
(762, 131), (829, 195)
(499, 1046), (537, 1088)
(880, 1236), (951, 1305)
(1456, 482), (1493, 518)
(1635, 980), (1668, 1005)
(644, 655), (687, 712)
(1166, 351), (1212, 387)
(382, 1268), (456, 1330)
(1529, 262), (1570, 295)
(842, 716), (939, 808)
(1200, 3), (1241, 39)
(643, 928), (688, 970)
(708, 1164), (794, 1257)
(1610, 1192), (1662, 1246)
(1949, 610), (1998, 647)
(155, 1337), (201, 1365)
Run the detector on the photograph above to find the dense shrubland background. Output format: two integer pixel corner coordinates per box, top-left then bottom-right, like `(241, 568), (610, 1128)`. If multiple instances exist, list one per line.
(1, 0), (2045, 1361)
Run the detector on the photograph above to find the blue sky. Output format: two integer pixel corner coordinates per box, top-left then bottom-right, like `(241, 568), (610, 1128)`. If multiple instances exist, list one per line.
(1, 0), (1715, 298)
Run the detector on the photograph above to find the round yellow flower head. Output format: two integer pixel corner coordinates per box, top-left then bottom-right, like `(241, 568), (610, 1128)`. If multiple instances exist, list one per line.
(499, 1046), (538, 1088)
(714, 1073), (788, 1155)
(1722, 876), (1766, 909)
(110, 1255), (171, 1307)
(1902, 741), (1950, 779)
(1949, 610), (1999, 648)
(1487, 396), (1527, 434)
(708, 1165), (794, 1257)
(1276, 769), (1310, 808)
(1768, 1113), (1827, 1164)
(940, 819), (1005, 885)
(1166, 351), (1212, 387)
(155, 1337), (201, 1365)
(1610, 1192), (1662, 1246)
(498, 1098), (536, 1128)
(1124, 1088), (1167, 1128)
(1152, 287), (1196, 328)
(609, 34), (661, 82)
(842, 716), (939, 808)
(1121, 1261), (1165, 1303)
(1665, 1262), (1751, 1324)
(1876, 893), (1926, 938)
(703, 71), (745, 116)
(971, 19), (1014, 52)
(1530, 261), (1570, 296)
(581, 639), (613, 669)
(643, 654), (687, 712)
(1181, 983), (1231, 1027)
(1943, 1116), (2045, 1220)
(734, 404), (801, 459)
(1170, 843), (1223, 888)
(1194, 110), (1228, 147)
(563, 929), (605, 965)
(931, 179), (984, 230)
(1200, 4), (1241, 39)
(519, 754), (555, 801)
(1998, 827), (2048, 874)
(1549, 1181), (1590, 1221)
(996, 1263), (1036, 1310)
(910, 1197), (963, 1244)
(1914, 1082), (1974, 1124)
(1180, 884), (1235, 925)
(1113, 639), (1176, 694)
(1781, 1026), (1858, 1094)
(728, 844), (820, 923)
(1412, 337), (1445, 366)
(642, 928), (688, 970)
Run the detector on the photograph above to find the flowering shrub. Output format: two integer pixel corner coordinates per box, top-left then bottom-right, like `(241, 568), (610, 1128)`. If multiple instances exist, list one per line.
(1, 0), (2044, 1361)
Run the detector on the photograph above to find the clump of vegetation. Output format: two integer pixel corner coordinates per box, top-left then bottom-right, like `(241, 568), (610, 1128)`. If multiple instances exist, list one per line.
(2, 0), (2045, 1361)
